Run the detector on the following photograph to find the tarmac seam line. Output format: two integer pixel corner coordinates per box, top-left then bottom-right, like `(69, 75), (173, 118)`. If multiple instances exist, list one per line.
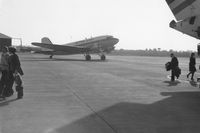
(64, 84), (119, 133)
(48, 68), (119, 133)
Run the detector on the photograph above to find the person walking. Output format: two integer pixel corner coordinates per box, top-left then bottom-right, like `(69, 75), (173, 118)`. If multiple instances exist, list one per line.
(187, 53), (196, 80)
(0, 47), (9, 99)
(170, 53), (179, 81)
(7, 47), (24, 99)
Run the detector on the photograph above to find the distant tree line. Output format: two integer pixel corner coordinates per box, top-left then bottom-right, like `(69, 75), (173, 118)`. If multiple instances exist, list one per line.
(17, 46), (196, 57)
(110, 48), (196, 57)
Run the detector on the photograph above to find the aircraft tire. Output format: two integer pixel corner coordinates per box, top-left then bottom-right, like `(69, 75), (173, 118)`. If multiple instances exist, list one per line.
(85, 55), (91, 61)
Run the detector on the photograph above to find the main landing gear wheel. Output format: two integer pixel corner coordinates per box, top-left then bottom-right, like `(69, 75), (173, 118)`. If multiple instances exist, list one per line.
(85, 54), (91, 61)
(49, 55), (53, 59)
(100, 54), (106, 61)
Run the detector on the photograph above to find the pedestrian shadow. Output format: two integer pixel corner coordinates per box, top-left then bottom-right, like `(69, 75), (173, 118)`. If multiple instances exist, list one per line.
(52, 91), (200, 133)
(163, 80), (181, 86)
(189, 80), (198, 87)
(0, 98), (19, 107)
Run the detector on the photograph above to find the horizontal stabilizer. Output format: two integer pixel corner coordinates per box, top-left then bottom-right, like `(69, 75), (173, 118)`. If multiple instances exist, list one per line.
(166, 0), (200, 21)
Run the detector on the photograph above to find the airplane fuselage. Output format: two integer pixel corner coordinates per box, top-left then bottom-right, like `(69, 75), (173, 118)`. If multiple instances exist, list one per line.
(66, 35), (119, 52)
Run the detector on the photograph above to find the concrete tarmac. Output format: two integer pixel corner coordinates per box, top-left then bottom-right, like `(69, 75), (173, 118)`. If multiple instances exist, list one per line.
(1, 53), (200, 133)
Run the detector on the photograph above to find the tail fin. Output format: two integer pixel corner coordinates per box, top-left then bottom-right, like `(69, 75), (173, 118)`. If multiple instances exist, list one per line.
(41, 37), (52, 44)
(166, 0), (200, 21)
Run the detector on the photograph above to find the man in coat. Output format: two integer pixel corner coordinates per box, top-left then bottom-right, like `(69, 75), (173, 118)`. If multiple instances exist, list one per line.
(170, 53), (179, 81)
(6, 47), (24, 99)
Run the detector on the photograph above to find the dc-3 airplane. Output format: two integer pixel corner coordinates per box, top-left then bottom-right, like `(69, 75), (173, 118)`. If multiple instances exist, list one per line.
(166, 0), (200, 52)
(31, 35), (119, 61)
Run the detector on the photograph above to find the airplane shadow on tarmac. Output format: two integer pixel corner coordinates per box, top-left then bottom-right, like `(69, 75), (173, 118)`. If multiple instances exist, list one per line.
(52, 91), (200, 133)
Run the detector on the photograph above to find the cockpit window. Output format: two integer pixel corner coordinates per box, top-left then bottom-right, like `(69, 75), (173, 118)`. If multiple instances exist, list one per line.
(106, 36), (113, 39)
(189, 16), (196, 25)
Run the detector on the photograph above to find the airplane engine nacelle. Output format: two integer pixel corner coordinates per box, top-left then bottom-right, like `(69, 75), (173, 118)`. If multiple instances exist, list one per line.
(103, 46), (115, 53)
(90, 43), (99, 50)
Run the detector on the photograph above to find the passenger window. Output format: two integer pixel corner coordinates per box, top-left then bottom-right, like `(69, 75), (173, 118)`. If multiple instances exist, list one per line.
(189, 16), (196, 25)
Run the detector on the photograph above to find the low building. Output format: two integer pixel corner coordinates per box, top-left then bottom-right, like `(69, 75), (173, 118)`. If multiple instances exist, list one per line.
(0, 33), (12, 51)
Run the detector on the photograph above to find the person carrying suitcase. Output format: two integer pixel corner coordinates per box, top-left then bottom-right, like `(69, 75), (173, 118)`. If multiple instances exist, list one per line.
(6, 47), (24, 99)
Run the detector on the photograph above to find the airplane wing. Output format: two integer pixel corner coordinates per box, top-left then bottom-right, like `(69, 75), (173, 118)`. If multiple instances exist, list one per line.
(32, 43), (89, 54)
(166, 0), (200, 21)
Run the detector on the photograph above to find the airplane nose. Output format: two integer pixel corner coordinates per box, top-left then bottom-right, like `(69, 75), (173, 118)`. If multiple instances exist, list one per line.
(113, 38), (119, 44)
(170, 20), (176, 28)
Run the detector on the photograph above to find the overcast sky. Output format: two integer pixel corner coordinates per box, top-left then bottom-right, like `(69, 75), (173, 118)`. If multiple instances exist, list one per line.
(0, 0), (199, 51)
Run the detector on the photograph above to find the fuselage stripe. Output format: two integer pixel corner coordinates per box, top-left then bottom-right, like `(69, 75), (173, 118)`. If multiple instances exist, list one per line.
(172, 0), (196, 15)
(166, 0), (175, 5)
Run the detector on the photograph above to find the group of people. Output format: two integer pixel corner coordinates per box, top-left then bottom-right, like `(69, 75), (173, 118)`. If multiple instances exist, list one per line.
(0, 46), (23, 100)
(169, 53), (197, 82)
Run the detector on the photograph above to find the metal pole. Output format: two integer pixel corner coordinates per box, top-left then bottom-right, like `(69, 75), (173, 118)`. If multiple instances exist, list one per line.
(12, 38), (22, 51)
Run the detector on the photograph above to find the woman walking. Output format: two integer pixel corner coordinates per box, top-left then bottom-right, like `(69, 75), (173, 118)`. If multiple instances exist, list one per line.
(187, 53), (196, 80)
